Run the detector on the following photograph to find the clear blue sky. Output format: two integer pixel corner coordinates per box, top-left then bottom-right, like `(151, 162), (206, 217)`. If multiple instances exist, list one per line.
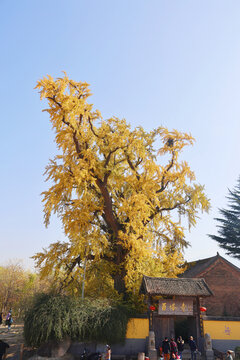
(1, 0), (240, 269)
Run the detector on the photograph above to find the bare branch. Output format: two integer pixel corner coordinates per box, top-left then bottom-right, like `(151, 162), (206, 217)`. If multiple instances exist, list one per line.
(144, 196), (192, 225)
(69, 81), (83, 99)
(46, 95), (62, 109)
(157, 151), (175, 193)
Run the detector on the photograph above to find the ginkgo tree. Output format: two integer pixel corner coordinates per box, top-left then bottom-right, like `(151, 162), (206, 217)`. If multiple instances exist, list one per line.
(34, 73), (210, 297)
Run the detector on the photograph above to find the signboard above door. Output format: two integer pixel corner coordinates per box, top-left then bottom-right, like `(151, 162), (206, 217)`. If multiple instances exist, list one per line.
(158, 298), (193, 316)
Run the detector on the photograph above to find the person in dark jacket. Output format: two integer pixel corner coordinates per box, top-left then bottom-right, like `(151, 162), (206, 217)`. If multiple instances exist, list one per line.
(177, 337), (184, 360)
(162, 337), (170, 360)
(170, 338), (178, 360)
(0, 340), (9, 360)
(189, 336), (197, 360)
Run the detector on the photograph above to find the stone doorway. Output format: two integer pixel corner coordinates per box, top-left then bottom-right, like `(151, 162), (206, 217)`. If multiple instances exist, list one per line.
(174, 316), (196, 342)
(153, 315), (197, 350)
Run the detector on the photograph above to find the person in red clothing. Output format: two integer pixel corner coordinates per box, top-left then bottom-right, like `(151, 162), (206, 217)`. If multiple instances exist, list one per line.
(105, 345), (111, 360)
(170, 338), (178, 360)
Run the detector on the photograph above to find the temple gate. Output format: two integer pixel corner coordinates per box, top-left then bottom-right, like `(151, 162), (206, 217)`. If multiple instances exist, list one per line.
(140, 276), (213, 356)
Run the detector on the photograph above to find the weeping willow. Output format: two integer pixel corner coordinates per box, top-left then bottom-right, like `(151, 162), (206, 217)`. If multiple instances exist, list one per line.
(24, 293), (133, 347)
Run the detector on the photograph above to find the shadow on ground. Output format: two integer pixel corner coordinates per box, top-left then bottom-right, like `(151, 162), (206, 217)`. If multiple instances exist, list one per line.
(0, 324), (24, 359)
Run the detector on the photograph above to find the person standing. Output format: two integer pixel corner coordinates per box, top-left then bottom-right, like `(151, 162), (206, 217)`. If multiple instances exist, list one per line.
(105, 345), (111, 360)
(162, 337), (170, 360)
(177, 337), (184, 360)
(170, 338), (178, 360)
(0, 313), (2, 326)
(226, 351), (233, 360)
(0, 340), (9, 360)
(189, 336), (197, 360)
(6, 311), (13, 331)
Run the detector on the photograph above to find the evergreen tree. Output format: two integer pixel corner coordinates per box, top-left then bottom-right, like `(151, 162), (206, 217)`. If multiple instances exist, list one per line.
(209, 177), (240, 259)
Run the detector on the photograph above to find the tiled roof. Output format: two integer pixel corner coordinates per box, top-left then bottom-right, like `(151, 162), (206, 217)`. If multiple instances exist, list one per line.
(179, 255), (219, 278)
(140, 275), (213, 297)
(180, 253), (240, 278)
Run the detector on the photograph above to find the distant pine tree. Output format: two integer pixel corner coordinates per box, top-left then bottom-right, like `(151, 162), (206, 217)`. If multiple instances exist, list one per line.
(209, 177), (240, 259)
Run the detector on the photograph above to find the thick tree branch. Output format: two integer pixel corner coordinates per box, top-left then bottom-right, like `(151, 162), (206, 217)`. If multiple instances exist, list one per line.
(88, 117), (101, 138)
(126, 154), (140, 180)
(96, 178), (121, 237)
(157, 150), (175, 193)
(104, 147), (120, 168)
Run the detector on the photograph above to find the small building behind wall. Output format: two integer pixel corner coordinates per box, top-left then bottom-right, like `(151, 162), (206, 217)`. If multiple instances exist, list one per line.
(140, 275), (213, 351)
(180, 253), (240, 351)
(180, 253), (240, 317)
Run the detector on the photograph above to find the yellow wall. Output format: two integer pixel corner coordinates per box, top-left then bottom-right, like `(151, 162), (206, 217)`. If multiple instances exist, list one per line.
(126, 318), (149, 339)
(203, 320), (240, 340)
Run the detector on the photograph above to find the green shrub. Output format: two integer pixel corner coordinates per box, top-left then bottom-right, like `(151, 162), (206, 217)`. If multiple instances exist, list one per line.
(24, 293), (133, 347)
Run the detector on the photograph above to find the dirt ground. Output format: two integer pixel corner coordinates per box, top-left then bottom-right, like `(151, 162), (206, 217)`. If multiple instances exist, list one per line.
(0, 324), (24, 359)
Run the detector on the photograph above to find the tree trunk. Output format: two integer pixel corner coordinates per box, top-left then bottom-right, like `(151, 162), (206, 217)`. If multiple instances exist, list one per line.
(112, 241), (128, 295)
(113, 272), (126, 295)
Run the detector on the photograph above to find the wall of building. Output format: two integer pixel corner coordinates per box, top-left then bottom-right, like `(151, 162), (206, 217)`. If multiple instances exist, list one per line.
(199, 259), (240, 316)
(69, 317), (150, 357)
(203, 319), (240, 352)
(203, 320), (240, 339)
(110, 318), (149, 355)
(126, 318), (149, 339)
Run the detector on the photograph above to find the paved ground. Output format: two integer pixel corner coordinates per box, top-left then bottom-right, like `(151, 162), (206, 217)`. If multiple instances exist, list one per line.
(0, 325), (74, 359)
(0, 324), (24, 359)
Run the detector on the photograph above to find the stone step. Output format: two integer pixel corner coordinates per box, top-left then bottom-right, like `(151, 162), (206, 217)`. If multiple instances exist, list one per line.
(182, 349), (201, 360)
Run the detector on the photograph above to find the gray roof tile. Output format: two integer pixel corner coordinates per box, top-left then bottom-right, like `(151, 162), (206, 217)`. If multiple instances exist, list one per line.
(140, 275), (213, 297)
